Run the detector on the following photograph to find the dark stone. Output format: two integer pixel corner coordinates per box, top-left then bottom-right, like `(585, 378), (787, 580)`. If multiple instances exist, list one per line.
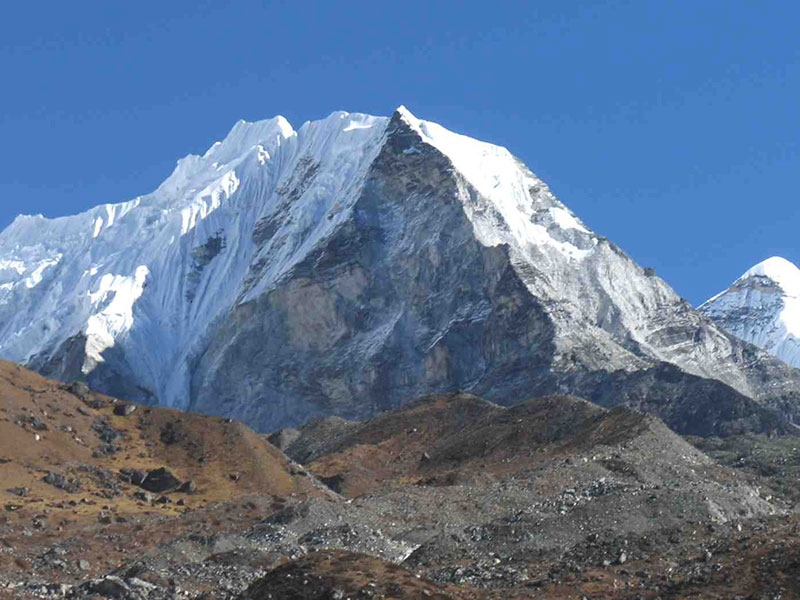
(119, 468), (145, 486)
(133, 490), (155, 503)
(159, 421), (185, 445)
(42, 472), (81, 493)
(85, 398), (107, 409)
(319, 474), (345, 494)
(28, 417), (48, 432)
(139, 468), (182, 493)
(113, 403), (137, 416)
(178, 479), (196, 494)
(64, 381), (90, 401)
(82, 576), (129, 598)
(92, 418), (122, 444)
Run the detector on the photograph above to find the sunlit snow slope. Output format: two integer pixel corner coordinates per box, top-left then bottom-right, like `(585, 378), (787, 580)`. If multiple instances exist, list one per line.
(701, 257), (800, 368)
(1, 107), (799, 431)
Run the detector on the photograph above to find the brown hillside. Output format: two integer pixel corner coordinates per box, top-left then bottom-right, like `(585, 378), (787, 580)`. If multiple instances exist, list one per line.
(239, 549), (462, 600)
(293, 393), (657, 496)
(0, 359), (318, 526)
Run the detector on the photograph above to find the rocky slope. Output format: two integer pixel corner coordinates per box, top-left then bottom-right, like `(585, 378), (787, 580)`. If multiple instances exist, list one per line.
(3, 368), (799, 599)
(701, 256), (800, 370)
(0, 359), (321, 524)
(2, 108), (800, 431)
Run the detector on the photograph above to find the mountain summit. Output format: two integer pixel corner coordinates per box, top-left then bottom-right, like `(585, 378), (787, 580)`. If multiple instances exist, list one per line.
(1, 108), (799, 431)
(701, 256), (800, 368)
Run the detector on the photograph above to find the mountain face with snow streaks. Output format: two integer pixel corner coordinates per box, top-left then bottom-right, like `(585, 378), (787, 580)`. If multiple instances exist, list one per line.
(701, 257), (800, 369)
(1, 107), (799, 432)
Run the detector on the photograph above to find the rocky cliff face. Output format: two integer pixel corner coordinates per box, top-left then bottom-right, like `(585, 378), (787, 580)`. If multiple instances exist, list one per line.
(1, 107), (799, 432)
(701, 257), (800, 370)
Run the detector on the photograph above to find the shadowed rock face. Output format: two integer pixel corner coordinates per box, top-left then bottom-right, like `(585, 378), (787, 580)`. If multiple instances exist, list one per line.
(187, 114), (558, 428)
(184, 112), (800, 434)
(4, 108), (800, 433)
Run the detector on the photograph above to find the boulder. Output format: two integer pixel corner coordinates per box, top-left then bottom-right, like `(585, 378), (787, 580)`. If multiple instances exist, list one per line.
(113, 403), (137, 417)
(139, 467), (182, 493)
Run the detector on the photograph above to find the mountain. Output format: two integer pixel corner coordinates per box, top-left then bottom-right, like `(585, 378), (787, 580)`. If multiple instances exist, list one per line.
(2, 107), (800, 432)
(701, 256), (800, 369)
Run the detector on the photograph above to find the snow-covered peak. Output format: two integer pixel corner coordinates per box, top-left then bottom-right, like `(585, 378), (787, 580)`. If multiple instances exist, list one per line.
(0, 108), (391, 401)
(156, 115), (298, 199)
(209, 116), (296, 161)
(741, 256), (800, 297)
(701, 256), (800, 368)
(393, 106), (593, 264)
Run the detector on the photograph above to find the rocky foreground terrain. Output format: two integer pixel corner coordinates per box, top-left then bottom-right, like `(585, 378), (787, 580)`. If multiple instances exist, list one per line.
(0, 360), (799, 599)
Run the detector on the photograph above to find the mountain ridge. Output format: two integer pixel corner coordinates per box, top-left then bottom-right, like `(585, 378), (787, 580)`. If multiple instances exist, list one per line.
(2, 107), (800, 432)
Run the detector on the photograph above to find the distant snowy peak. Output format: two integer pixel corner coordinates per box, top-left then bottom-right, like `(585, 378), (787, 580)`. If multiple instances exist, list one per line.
(701, 256), (800, 368)
(741, 256), (800, 297)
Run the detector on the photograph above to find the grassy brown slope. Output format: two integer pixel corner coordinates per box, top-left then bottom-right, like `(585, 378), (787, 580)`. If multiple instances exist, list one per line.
(300, 393), (677, 496)
(0, 360), (317, 525)
(298, 393), (503, 496)
(239, 549), (462, 600)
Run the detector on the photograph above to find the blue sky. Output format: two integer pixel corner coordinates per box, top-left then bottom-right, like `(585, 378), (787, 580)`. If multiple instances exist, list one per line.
(0, 0), (797, 305)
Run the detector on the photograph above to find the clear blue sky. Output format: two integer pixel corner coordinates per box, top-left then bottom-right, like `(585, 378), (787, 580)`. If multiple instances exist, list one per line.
(1, 1), (797, 305)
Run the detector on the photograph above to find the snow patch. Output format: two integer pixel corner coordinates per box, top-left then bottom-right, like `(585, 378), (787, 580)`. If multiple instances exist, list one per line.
(25, 257), (61, 289)
(0, 260), (26, 276)
(549, 207), (589, 233)
(84, 266), (150, 372)
(92, 217), (103, 238)
(180, 171), (240, 235)
(344, 121), (373, 132)
(395, 106), (594, 261)
(256, 145), (270, 165)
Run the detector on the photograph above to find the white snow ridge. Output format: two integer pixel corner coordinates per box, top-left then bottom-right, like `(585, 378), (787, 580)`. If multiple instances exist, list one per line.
(701, 256), (800, 368)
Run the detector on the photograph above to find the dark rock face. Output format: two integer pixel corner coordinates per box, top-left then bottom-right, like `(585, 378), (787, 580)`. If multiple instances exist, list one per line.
(585, 364), (792, 436)
(35, 335), (156, 408)
(185, 112), (800, 435)
(113, 403), (137, 416)
(189, 113), (559, 430)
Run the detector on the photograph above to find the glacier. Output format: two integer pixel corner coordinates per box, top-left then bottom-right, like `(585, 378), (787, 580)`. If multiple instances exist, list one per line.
(701, 256), (800, 369)
(1, 107), (800, 432)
